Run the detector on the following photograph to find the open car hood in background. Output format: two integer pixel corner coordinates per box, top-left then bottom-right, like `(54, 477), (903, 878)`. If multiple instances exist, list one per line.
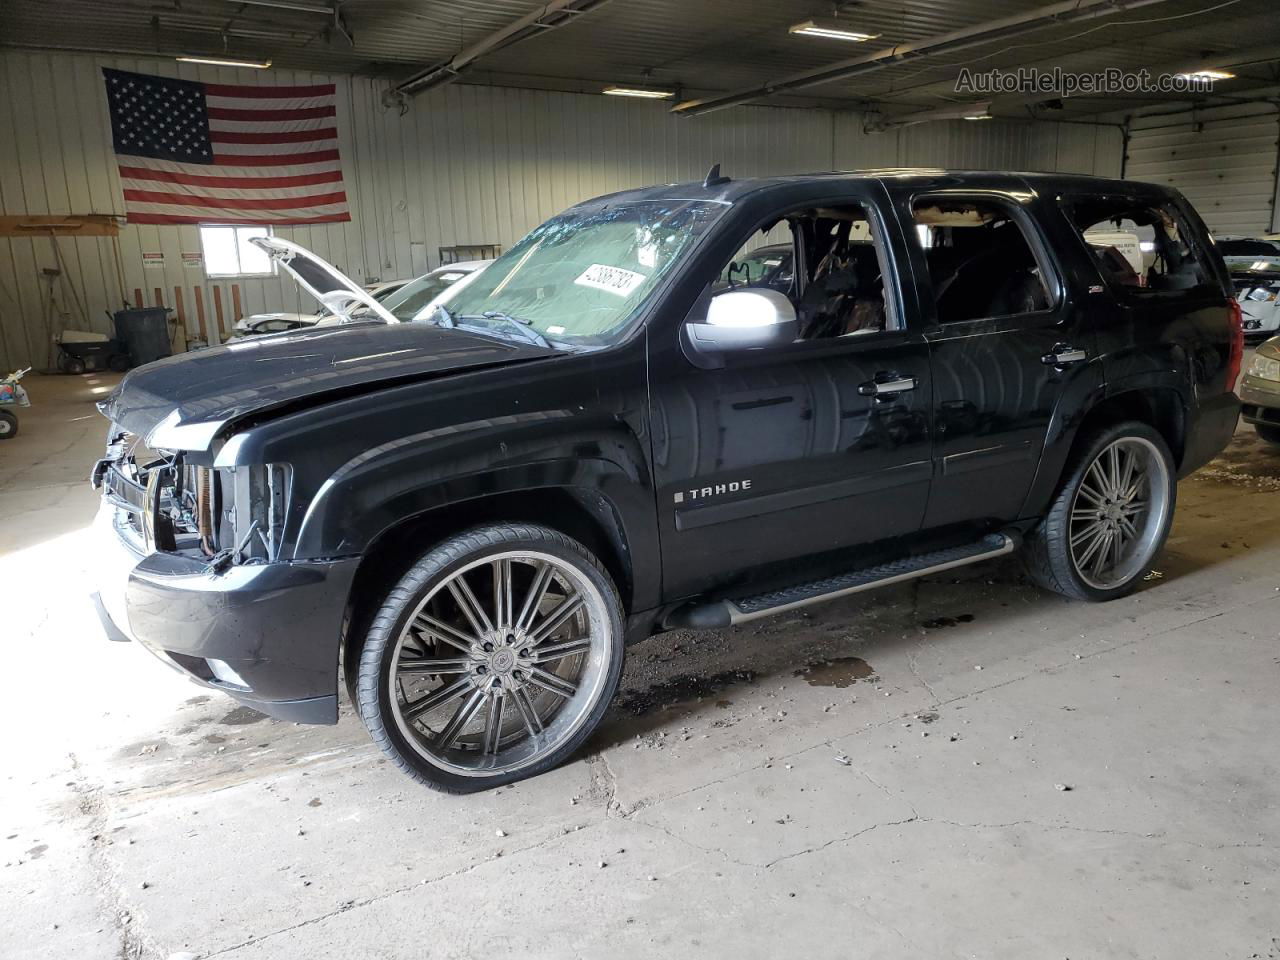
(98, 322), (557, 451)
(249, 236), (400, 325)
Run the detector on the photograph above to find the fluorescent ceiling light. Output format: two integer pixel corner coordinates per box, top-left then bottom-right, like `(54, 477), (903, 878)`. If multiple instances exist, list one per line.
(1175, 69), (1234, 81)
(789, 19), (879, 42)
(963, 112), (992, 120)
(603, 85), (674, 99)
(176, 56), (273, 69)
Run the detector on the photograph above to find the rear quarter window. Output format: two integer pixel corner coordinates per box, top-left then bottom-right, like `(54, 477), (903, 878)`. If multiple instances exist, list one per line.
(1061, 195), (1221, 302)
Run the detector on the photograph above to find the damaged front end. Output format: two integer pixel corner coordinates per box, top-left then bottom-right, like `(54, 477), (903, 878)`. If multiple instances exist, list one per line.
(92, 429), (289, 568)
(90, 424), (357, 724)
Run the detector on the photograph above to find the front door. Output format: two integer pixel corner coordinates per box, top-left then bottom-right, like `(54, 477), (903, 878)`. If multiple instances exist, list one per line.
(647, 196), (933, 600)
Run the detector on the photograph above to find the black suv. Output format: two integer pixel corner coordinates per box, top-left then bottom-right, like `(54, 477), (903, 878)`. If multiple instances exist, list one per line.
(92, 170), (1241, 792)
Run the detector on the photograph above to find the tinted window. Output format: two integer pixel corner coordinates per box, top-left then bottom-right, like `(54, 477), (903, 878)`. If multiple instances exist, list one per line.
(912, 198), (1054, 323)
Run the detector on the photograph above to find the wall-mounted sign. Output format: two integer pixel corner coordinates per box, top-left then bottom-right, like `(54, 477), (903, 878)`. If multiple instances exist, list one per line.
(141, 251), (166, 269)
(181, 251), (203, 269)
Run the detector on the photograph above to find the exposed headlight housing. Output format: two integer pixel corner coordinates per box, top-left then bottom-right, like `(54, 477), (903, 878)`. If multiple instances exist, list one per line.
(216, 463), (292, 562)
(1247, 354), (1280, 381)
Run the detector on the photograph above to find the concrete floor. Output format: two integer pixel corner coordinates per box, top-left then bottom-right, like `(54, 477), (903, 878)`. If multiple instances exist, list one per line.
(3, 371), (1279, 960)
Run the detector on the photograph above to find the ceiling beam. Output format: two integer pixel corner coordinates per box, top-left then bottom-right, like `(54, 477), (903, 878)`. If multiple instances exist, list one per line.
(228, 0), (335, 12)
(386, 0), (612, 102)
(671, 0), (1174, 117)
(874, 44), (1280, 128)
(858, 8), (1280, 114)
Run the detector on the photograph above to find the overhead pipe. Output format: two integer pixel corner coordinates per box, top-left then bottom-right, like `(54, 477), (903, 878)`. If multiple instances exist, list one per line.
(672, 0), (1174, 117)
(386, 0), (612, 104)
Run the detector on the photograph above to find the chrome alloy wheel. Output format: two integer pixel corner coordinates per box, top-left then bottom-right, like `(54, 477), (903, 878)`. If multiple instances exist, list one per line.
(388, 550), (613, 778)
(1068, 436), (1172, 590)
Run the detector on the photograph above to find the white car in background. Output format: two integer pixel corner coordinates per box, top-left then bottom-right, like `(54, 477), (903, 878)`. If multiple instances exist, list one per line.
(350, 260), (489, 325)
(232, 276), (415, 337)
(1228, 257), (1280, 341)
(1215, 235), (1280, 261)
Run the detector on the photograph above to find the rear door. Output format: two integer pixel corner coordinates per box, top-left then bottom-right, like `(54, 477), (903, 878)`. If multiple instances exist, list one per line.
(887, 185), (1103, 530)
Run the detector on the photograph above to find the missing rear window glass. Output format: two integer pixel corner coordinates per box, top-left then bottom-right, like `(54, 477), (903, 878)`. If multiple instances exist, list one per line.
(1065, 197), (1213, 297)
(912, 199), (1054, 324)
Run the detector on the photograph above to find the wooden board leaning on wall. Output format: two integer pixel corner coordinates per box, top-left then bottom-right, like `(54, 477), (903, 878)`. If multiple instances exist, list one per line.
(0, 215), (122, 237)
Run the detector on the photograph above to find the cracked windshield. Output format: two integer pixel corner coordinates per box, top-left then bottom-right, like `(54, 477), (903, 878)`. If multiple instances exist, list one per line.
(427, 199), (727, 347)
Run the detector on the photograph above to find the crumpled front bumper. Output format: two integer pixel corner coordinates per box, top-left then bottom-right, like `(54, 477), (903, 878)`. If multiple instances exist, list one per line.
(91, 504), (359, 724)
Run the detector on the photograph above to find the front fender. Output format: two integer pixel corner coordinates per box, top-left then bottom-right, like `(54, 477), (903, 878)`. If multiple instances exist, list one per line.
(294, 431), (660, 610)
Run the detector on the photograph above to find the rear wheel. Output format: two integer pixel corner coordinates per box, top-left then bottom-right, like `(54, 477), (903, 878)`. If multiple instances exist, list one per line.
(1255, 424), (1280, 445)
(356, 523), (624, 792)
(1025, 421), (1175, 601)
(0, 410), (16, 439)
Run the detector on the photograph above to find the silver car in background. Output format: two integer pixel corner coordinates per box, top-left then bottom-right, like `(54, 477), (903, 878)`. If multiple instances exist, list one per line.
(1240, 334), (1280, 444)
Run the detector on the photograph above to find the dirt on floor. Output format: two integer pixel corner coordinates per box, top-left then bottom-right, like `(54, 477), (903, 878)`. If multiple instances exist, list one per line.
(3, 372), (1279, 960)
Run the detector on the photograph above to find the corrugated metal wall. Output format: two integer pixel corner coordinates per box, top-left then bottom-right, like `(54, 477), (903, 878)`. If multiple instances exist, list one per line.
(0, 48), (1123, 373)
(1126, 103), (1280, 236)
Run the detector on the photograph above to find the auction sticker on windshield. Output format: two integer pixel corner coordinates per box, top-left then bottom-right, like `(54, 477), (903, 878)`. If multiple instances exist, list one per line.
(575, 263), (646, 297)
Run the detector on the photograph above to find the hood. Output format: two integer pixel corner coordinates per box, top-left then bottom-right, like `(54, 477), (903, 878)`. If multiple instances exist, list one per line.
(99, 322), (557, 450)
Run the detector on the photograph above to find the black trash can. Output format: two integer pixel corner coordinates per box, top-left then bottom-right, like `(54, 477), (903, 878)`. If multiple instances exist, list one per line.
(112, 307), (172, 367)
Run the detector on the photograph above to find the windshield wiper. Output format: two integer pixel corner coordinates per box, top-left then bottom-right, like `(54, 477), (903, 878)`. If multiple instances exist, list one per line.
(456, 311), (552, 349)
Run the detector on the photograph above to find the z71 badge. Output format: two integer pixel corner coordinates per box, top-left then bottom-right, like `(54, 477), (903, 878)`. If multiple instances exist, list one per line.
(674, 479), (752, 504)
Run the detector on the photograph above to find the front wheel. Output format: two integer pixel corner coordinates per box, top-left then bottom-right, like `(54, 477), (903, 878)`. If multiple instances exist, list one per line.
(356, 523), (624, 792)
(0, 410), (16, 439)
(1025, 421), (1176, 602)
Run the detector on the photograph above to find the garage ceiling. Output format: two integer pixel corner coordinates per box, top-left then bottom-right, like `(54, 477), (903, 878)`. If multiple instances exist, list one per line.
(3, 0), (1280, 121)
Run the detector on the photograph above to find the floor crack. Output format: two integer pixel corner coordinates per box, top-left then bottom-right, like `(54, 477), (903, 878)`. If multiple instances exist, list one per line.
(205, 825), (592, 957)
(67, 752), (161, 960)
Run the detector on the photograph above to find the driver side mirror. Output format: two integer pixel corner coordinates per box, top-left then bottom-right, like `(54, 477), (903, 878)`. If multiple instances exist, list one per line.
(685, 288), (799, 364)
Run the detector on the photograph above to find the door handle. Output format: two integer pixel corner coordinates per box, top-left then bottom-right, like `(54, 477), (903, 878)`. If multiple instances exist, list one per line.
(1041, 344), (1087, 366)
(858, 376), (916, 397)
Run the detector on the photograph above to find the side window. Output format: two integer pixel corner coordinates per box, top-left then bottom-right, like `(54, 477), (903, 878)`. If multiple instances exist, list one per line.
(912, 197), (1055, 324)
(1063, 196), (1214, 299)
(711, 203), (894, 340)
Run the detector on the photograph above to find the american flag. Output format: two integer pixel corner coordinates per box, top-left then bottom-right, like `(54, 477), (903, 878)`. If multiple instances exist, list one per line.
(102, 68), (350, 226)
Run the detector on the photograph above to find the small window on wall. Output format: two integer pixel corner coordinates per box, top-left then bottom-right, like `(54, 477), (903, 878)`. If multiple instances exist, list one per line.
(912, 198), (1054, 324)
(200, 225), (275, 278)
(1063, 197), (1213, 299)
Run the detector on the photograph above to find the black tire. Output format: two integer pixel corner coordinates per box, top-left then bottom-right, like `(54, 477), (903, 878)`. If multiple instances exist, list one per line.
(1255, 423), (1280, 446)
(1024, 420), (1176, 602)
(64, 357), (86, 375)
(0, 410), (17, 439)
(356, 523), (625, 793)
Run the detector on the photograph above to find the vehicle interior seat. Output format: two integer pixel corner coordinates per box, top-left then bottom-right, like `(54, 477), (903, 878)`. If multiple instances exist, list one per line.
(930, 220), (1050, 322)
(795, 218), (887, 339)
